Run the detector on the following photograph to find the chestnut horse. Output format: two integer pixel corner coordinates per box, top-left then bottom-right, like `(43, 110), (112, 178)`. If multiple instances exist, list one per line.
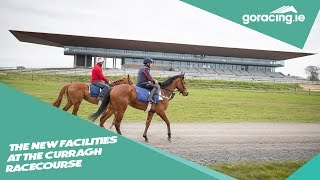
(52, 75), (133, 115)
(90, 73), (188, 142)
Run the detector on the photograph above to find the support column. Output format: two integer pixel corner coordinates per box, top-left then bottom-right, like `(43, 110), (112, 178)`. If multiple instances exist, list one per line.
(84, 55), (87, 68)
(74, 55), (77, 68)
(86, 55), (92, 68)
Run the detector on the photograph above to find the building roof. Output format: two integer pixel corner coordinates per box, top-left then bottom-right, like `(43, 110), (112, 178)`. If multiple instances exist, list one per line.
(10, 30), (313, 60)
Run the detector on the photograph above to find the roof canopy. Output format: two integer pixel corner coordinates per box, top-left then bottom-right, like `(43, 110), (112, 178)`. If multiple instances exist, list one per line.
(10, 30), (313, 60)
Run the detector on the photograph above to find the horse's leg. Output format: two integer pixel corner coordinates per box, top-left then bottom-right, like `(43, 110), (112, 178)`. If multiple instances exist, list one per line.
(114, 122), (121, 135)
(71, 101), (81, 116)
(112, 99), (129, 135)
(66, 85), (84, 116)
(156, 111), (172, 141)
(99, 108), (114, 128)
(62, 100), (73, 111)
(114, 111), (126, 135)
(143, 112), (155, 142)
(109, 117), (116, 129)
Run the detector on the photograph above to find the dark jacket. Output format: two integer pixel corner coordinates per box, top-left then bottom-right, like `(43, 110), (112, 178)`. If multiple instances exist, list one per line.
(136, 65), (155, 88)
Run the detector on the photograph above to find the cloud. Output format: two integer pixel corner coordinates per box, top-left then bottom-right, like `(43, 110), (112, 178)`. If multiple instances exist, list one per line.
(0, 0), (318, 77)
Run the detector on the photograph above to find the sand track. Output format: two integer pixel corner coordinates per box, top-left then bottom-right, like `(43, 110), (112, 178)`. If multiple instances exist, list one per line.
(99, 122), (320, 165)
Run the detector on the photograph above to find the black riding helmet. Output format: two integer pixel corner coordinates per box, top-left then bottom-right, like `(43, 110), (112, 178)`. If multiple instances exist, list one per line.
(143, 58), (153, 67)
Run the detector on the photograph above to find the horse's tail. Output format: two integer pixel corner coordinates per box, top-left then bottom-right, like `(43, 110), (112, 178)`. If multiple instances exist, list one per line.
(90, 88), (112, 122)
(52, 85), (69, 107)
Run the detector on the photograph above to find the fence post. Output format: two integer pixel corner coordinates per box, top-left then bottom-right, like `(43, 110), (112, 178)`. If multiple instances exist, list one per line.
(309, 89), (311, 95)
(32, 74), (34, 81)
(251, 86), (254, 92)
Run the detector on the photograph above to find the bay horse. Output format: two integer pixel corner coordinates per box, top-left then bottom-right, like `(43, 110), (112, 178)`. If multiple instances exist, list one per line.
(90, 73), (188, 142)
(52, 75), (133, 115)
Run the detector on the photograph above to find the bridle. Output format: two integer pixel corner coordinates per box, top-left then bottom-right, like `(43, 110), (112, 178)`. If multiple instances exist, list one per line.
(162, 87), (176, 100)
(178, 77), (187, 95)
(162, 76), (187, 100)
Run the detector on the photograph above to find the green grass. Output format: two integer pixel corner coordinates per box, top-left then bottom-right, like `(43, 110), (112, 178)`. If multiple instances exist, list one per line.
(0, 72), (302, 91)
(209, 160), (306, 180)
(1, 73), (319, 123)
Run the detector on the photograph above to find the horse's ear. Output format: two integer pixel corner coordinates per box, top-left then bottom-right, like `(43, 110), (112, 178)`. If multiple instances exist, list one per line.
(181, 72), (185, 79)
(127, 74), (130, 78)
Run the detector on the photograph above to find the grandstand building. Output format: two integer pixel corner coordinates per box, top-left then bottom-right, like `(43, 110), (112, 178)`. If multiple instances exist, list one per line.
(10, 30), (312, 77)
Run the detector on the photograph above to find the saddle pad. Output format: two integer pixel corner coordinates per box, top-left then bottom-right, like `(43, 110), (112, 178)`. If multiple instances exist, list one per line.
(135, 86), (160, 103)
(89, 83), (101, 97)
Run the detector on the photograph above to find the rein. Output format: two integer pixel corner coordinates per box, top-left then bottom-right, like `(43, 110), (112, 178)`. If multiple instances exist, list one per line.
(161, 88), (176, 100)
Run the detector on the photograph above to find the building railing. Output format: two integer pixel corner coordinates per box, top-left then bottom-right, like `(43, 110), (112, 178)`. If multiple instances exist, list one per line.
(1, 67), (319, 85)
(64, 46), (283, 67)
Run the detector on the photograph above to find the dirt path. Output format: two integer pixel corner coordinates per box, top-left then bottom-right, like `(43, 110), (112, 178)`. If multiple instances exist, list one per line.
(299, 84), (320, 92)
(99, 122), (320, 165)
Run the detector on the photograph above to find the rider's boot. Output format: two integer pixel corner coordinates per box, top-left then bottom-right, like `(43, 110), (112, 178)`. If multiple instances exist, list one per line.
(100, 86), (109, 100)
(148, 88), (157, 103)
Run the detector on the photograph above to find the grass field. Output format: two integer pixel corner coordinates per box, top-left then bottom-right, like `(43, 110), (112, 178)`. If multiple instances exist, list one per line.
(0, 73), (315, 178)
(209, 160), (306, 180)
(1, 73), (319, 123)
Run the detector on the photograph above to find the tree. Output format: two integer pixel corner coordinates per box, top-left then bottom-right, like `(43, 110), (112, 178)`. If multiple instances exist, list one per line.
(305, 66), (320, 81)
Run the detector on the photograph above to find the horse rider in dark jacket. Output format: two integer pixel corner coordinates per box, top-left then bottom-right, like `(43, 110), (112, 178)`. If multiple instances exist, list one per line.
(136, 58), (159, 103)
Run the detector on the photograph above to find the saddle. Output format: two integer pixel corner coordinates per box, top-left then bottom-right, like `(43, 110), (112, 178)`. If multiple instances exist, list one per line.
(88, 83), (104, 98)
(135, 86), (163, 103)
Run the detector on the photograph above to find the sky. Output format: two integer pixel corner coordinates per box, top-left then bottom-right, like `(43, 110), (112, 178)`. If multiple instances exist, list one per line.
(0, 0), (319, 78)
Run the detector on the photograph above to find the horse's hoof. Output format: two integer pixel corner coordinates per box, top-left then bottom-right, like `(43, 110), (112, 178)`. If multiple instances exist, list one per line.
(144, 137), (149, 142)
(167, 137), (171, 142)
(143, 135), (148, 142)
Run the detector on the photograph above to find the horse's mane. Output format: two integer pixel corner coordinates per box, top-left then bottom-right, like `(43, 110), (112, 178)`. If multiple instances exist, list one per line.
(160, 74), (183, 89)
(110, 76), (132, 86)
(114, 78), (125, 83)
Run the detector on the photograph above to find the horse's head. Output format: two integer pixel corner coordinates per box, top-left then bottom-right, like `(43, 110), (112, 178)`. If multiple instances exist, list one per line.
(175, 73), (188, 96)
(160, 73), (188, 97)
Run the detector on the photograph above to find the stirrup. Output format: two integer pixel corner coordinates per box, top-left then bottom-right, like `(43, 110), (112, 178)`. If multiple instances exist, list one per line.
(148, 98), (155, 103)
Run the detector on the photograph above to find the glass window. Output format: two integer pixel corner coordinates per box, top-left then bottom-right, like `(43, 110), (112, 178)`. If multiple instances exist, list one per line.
(191, 62), (198, 68)
(125, 58), (132, 64)
(153, 60), (158, 66)
(163, 61), (169, 66)
(175, 61), (181, 67)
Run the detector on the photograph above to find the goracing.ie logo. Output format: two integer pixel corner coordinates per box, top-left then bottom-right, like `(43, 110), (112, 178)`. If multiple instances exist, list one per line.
(242, 6), (306, 25)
